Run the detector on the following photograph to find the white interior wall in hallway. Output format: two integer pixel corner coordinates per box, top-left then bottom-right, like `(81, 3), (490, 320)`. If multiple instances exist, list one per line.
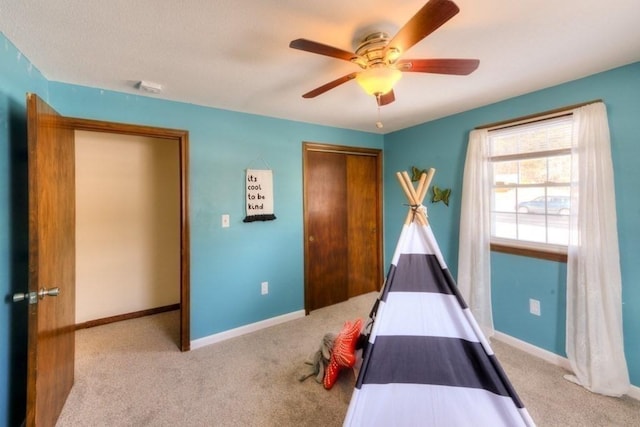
(75, 131), (180, 323)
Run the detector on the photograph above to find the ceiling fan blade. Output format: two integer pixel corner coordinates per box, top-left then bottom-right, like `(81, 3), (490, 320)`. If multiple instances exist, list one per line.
(290, 38), (357, 62)
(397, 58), (479, 75)
(302, 73), (358, 98)
(385, 0), (460, 59)
(377, 90), (396, 106)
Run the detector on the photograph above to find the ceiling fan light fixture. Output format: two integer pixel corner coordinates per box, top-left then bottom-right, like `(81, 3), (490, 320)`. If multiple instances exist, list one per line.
(355, 67), (402, 96)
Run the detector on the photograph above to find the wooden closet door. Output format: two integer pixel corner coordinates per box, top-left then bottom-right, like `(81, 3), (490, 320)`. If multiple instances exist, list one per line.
(304, 143), (382, 312)
(347, 154), (380, 298)
(305, 150), (349, 311)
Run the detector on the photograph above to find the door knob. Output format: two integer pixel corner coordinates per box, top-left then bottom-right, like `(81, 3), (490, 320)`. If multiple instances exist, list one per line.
(13, 287), (60, 304)
(309, 235), (315, 242)
(39, 287), (60, 298)
(38, 287), (60, 299)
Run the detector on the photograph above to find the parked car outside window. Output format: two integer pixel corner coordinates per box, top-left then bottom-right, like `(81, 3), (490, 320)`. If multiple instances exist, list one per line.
(517, 196), (570, 215)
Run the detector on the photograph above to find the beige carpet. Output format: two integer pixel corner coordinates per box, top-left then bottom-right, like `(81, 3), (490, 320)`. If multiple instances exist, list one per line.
(57, 292), (640, 426)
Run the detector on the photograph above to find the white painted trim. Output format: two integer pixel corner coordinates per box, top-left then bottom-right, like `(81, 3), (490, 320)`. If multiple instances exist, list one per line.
(627, 385), (640, 401)
(190, 310), (306, 350)
(492, 331), (572, 371)
(493, 330), (640, 401)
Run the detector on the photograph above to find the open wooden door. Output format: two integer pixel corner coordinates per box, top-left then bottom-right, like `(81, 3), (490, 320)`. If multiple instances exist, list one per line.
(16, 95), (191, 425)
(25, 93), (76, 426)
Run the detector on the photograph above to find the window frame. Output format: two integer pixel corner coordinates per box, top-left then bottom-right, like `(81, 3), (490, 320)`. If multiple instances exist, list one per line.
(486, 115), (573, 262)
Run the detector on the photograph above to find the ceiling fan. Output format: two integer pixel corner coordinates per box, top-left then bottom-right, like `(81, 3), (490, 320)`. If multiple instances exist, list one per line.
(289, 0), (479, 107)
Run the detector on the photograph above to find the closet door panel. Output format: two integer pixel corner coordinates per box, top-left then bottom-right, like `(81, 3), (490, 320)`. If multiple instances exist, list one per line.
(305, 150), (349, 311)
(347, 154), (381, 298)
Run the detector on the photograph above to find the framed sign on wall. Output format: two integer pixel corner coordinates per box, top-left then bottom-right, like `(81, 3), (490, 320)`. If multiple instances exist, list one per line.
(243, 169), (276, 222)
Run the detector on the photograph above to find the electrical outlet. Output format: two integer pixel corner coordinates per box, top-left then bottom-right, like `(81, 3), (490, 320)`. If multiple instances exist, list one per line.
(221, 214), (230, 228)
(529, 298), (541, 316)
(261, 281), (268, 295)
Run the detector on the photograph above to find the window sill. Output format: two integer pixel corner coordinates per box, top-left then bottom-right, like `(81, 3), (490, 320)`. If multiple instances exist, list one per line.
(490, 242), (567, 263)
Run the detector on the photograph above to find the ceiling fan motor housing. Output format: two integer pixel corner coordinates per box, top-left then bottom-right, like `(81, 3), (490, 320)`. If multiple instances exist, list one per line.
(353, 32), (397, 68)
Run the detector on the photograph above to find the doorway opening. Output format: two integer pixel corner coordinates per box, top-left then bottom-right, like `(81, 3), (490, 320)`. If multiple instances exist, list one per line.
(67, 117), (190, 351)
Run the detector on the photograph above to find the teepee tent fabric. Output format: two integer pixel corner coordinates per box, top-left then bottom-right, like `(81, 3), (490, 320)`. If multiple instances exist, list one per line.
(344, 171), (534, 427)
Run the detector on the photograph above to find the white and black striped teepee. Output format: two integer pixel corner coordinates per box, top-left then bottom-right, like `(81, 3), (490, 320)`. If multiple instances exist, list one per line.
(344, 170), (535, 427)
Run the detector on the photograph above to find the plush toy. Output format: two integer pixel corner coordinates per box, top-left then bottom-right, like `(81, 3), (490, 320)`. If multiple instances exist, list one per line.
(323, 318), (363, 390)
(298, 332), (336, 384)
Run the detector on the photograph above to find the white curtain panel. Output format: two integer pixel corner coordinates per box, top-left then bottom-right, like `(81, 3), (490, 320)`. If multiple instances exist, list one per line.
(565, 102), (630, 396)
(458, 128), (494, 337)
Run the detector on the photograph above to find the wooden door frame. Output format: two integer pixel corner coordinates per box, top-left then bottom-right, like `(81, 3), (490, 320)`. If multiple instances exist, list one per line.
(65, 117), (191, 351)
(302, 142), (383, 314)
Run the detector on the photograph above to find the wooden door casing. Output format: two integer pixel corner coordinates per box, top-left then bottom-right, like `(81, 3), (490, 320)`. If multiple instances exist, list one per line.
(303, 143), (383, 313)
(27, 93), (76, 427)
(65, 117), (191, 352)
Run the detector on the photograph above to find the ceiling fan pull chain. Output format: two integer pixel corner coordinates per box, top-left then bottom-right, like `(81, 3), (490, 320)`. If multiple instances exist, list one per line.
(376, 97), (384, 129)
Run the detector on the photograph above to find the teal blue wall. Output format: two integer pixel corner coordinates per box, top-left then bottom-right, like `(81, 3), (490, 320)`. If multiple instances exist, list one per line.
(47, 83), (383, 338)
(383, 62), (640, 388)
(0, 34), (49, 427)
(0, 32), (383, 426)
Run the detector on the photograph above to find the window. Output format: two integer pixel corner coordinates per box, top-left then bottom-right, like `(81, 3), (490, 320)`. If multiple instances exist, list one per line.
(489, 115), (573, 256)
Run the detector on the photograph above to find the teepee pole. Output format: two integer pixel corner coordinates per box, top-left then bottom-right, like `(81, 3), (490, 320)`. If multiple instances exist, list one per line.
(396, 172), (420, 225)
(396, 168), (436, 226)
(401, 172), (426, 226)
(402, 171), (423, 204)
(396, 172), (414, 203)
(398, 172), (426, 225)
(418, 168), (436, 204)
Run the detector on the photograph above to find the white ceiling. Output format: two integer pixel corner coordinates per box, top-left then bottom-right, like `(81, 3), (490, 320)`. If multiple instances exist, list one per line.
(2, 0), (639, 133)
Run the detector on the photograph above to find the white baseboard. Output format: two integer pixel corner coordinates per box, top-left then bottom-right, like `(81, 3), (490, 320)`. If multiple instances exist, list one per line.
(493, 330), (640, 401)
(190, 309), (306, 350)
(492, 331), (573, 371)
(628, 385), (640, 401)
